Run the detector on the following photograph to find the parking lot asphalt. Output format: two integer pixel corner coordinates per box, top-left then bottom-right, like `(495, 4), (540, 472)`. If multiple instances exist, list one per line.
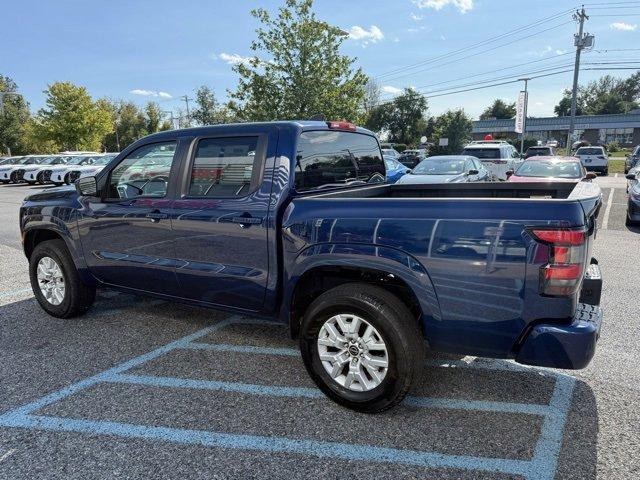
(0, 178), (639, 480)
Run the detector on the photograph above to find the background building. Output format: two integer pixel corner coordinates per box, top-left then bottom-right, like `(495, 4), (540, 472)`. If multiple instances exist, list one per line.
(473, 111), (640, 147)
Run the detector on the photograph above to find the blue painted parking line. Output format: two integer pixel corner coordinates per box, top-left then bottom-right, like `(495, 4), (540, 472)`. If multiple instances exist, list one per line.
(0, 287), (32, 298)
(0, 315), (575, 480)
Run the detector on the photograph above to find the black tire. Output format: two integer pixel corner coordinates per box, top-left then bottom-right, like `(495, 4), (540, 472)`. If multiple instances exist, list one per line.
(29, 239), (96, 318)
(9, 172), (19, 183)
(299, 283), (424, 413)
(63, 173), (71, 185)
(36, 172), (45, 184)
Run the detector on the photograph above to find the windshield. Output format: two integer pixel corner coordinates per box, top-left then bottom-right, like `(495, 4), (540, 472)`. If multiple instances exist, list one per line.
(462, 148), (500, 159)
(39, 156), (65, 165)
(92, 155), (116, 165)
(515, 161), (583, 178)
(23, 157), (46, 165)
(526, 148), (550, 155)
(576, 147), (603, 155)
(413, 158), (466, 175)
(66, 156), (89, 165)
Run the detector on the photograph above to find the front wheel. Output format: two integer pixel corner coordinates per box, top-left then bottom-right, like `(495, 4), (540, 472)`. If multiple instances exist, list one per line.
(29, 239), (96, 318)
(299, 283), (424, 413)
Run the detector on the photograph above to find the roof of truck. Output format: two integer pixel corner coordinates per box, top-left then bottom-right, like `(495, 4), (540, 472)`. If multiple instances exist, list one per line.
(140, 121), (376, 142)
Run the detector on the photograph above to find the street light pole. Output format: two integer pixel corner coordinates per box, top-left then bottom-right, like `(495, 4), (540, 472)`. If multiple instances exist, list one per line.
(518, 78), (530, 156)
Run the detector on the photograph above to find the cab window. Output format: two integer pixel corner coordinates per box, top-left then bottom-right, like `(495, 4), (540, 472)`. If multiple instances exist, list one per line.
(106, 142), (177, 199)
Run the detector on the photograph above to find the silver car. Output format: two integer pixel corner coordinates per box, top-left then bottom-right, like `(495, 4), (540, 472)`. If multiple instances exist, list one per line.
(395, 155), (490, 185)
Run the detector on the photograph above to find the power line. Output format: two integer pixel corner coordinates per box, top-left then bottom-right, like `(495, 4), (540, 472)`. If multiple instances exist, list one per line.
(375, 8), (576, 80)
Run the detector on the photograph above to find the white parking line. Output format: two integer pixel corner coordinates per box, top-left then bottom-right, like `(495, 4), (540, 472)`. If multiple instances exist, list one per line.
(602, 188), (615, 230)
(0, 448), (16, 463)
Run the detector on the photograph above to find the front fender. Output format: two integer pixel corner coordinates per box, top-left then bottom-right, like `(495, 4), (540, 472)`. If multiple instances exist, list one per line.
(281, 242), (442, 336)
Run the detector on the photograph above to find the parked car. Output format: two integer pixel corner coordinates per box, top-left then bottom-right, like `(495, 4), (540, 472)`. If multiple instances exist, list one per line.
(20, 120), (603, 413)
(546, 140), (559, 148)
(383, 156), (410, 183)
(397, 149), (427, 169)
(66, 154), (119, 184)
(625, 171), (640, 226)
(574, 146), (609, 175)
(524, 146), (555, 159)
(625, 145), (640, 174)
(46, 156), (94, 186)
(381, 148), (401, 159)
(22, 156), (70, 184)
(461, 140), (522, 180)
(507, 156), (594, 183)
(0, 156), (22, 166)
(626, 166), (640, 192)
(396, 155), (489, 184)
(0, 155), (48, 184)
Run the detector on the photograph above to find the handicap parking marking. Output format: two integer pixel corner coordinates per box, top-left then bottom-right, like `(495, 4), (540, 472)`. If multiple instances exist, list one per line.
(0, 315), (576, 480)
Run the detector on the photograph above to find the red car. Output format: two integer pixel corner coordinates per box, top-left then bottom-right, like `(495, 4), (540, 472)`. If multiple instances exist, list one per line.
(507, 156), (595, 183)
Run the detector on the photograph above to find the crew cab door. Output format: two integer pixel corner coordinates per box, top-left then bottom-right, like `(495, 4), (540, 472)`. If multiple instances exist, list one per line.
(170, 131), (275, 311)
(78, 140), (181, 295)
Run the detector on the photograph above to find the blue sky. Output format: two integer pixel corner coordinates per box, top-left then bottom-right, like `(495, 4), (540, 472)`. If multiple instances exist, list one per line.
(3, 0), (640, 119)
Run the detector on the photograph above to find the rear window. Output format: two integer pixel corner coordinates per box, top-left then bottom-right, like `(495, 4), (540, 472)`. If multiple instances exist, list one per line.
(462, 148), (501, 159)
(526, 147), (550, 154)
(295, 131), (385, 191)
(576, 147), (604, 155)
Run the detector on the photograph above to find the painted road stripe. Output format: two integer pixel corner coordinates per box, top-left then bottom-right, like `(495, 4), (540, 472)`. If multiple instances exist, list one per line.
(0, 414), (536, 478)
(0, 449), (16, 464)
(602, 187), (615, 229)
(0, 318), (241, 418)
(0, 287), (32, 298)
(105, 373), (549, 416)
(186, 342), (299, 357)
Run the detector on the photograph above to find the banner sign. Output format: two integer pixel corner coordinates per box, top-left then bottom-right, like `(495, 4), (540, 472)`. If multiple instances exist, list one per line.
(515, 90), (527, 134)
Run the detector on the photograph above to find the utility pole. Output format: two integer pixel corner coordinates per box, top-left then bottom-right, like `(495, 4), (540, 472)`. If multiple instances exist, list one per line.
(162, 110), (179, 130)
(518, 78), (530, 156)
(180, 95), (193, 127)
(566, 6), (594, 151)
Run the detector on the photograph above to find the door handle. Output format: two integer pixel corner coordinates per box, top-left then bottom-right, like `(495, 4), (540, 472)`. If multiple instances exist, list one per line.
(221, 215), (263, 228)
(146, 212), (168, 223)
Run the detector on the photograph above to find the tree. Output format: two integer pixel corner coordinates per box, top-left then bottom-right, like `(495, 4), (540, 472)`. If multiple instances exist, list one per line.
(192, 86), (220, 125)
(229, 0), (368, 122)
(554, 73), (640, 116)
(0, 75), (31, 155)
(431, 109), (473, 155)
(98, 99), (146, 152)
(145, 101), (170, 133)
(480, 99), (516, 120)
(38, 82), (113, 151)
(20, 118), (59, 154)
(365, 88), (428, 145)
(362, 78), (381, 118)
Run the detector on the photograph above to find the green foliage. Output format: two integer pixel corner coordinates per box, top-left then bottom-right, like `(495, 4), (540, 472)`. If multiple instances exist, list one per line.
(228, 0), (368, 122)
(606, 141), (620, 153)
(0, 74), (31, 155)
(479, 99), (516, 120)
(38, 82), (113, 151)
(365, 88), (428, 145)
(503, 137), (538, 152)
(99, 99), (170, 152)
(192, 86), (220, 125)
(393, 143), (407, 152)
(430, 109), (473, 155)
(145, 102), (170, 133)
(555, 72), (640, 116)
(20, 118), (59, 154)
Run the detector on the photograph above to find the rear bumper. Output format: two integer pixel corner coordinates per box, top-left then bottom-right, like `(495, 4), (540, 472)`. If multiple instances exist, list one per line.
(515, 303), (602, 369)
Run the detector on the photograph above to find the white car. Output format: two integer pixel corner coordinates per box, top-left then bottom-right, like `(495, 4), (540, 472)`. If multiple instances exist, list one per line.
(66, 154), (118, 184)
(22, 155), (70, 184)
(461, 140), (522, 180)
(0, 155), (49, 184)
(381, 148), (401, 159)
(574, 146), (609, 175)
(46, 155), (96, 185)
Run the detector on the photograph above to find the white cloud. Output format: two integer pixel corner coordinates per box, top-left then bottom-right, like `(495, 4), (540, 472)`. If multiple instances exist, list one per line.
(217, 52), (254, 65)
(555, 49), (567, 55)
(394, 37), (400, 43)
(381, 85), (403, 95)
(610, 22), (637, 31)
(410, 13), (424, 21)
(130, 89), (172, 99)
(348, 25), (384, 45)
(412, 0), (474, 14)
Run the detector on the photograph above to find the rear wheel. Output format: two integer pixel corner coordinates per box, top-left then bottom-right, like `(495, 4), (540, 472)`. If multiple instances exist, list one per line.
(36, 172), (45, 184)
(9, 172), (19, 183)
(299, 283), (424, 413)
(29, 239), (96, 318)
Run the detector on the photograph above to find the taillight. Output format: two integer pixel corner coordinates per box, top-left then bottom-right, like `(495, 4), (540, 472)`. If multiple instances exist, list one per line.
(327, 120), (357, 131)
(530, 227), (586, 296)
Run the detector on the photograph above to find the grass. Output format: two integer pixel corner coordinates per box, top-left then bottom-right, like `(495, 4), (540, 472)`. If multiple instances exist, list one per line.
(609, 159), (625, 174)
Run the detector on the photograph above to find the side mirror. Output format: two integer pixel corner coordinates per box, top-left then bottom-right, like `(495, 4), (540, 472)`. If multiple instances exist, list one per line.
(626, 173), (637, 180)
(75, 176), (98, 196)
(506, 170), (514, 178)
(585, 172), (597, 180)
(406, 169), (412, 174)
(468, 169), (479, 175)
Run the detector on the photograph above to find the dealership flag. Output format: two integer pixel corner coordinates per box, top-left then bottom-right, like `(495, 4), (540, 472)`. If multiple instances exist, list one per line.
(515, 91), (527, 134)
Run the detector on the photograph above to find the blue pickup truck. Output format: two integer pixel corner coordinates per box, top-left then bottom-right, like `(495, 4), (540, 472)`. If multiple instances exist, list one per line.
(20, 121), (603, 412)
